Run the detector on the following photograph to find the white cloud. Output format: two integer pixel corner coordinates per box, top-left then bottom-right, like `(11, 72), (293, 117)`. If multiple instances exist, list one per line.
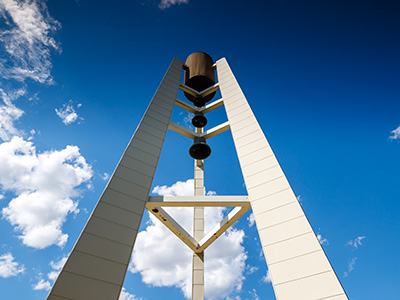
(0, 136), (92, 249)
(262, 270), (271, 284)
(344, 257), (357, 277)
(159, 0), (189, 9)
(130, 179), (247, 299)
(0, 0), (60, 84)
(247, 212), (255, 227)
(119, 288), (142, 300)
(55, 100), (82, 125)
(245, 265), (258, 275)
(389, 125), (400, 140)
(0, 88), (25, 141)
(346, 236), (366, 249)
(248, 288), (259, 300)
(101, 172), (110, 181)
(33, 255), (68, 291)
(317, 233), (329, 246)
(152, 178), (194, 196)
(33, 278), (51, 291)
(0, 252), (25, 278)
(47, 256), (67, 280)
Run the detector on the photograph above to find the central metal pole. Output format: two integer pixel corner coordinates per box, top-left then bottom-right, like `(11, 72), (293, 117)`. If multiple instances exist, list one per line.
(192, 127), (204, 300)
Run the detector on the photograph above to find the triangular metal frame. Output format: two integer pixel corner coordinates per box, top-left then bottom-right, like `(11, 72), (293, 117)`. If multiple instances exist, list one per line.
(146, 196), (250, 253)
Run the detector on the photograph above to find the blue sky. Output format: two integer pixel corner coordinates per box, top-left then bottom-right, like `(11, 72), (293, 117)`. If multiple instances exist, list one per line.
(0, 0), (399, 299)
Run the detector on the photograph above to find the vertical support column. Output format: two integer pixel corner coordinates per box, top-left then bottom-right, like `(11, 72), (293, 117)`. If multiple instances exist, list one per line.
(46, 58), (183, 300)
(216, 58), (348, 300)
(192, 130), (205, 300)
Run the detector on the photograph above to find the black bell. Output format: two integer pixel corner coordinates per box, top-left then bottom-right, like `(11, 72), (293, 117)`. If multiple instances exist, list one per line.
(192, 112), (207, 128)
(193, 95), (206, 107)
(189, 137), (211, 160)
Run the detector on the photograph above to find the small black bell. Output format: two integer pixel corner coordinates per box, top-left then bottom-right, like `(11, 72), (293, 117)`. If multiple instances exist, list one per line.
(193, 95), (206, 107)
(192, 112), (208, 128)
(189, 137), (211, 160)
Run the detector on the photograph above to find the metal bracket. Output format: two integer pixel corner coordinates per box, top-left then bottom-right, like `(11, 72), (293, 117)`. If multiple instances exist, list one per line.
(146, 196), (251, 253)
(168, 121), (230, 140)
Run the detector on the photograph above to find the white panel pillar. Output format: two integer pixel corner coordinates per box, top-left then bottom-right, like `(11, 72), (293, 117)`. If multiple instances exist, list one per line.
(216, 58), (348, 300)
(192, 127), (205, 300)
(46, 58), (183, 300)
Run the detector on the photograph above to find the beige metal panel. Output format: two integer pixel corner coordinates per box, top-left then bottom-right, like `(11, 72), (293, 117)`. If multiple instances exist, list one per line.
(93, 202), (142, 230)
(119, 155), (154, 177)
(50, 272), (121, 300)
(258, 216), (312, 246)
(74, 232), (132, 264)
(239, 148), (275, 167)
(254, 201), (304, 230)
(114, 165), (153, 188)
(137, 121), (166, 140)
(108, 177), (148, 199)
(217, 57), (347, 300)
(248, 176), (289, 200)
(264, 232), (322, 265)
(63, 251), (126, 285)
(235, 139), (270, 161)
(269, 250), (332, 285)
(124, 146), (159, 169)
(85, 216), (139, 246)
(244, 166), (284, 189)
(101, 189), (146, 214)
(274, 272), (346, 300)
(47, 58), (183, 300)
(144, 108), (171, 126)
(250, 188), (294, 213)
(47, 295), (69, 300)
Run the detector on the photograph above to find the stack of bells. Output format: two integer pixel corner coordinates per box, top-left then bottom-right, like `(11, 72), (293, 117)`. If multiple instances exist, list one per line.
(184, 52), (216, 160)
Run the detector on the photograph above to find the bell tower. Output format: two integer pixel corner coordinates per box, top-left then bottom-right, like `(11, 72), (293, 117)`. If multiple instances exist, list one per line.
(46, 53), (348, 300)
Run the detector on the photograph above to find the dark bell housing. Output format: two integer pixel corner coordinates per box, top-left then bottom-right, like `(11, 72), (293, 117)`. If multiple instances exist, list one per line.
(189, 137), (211, 160)
(192, 112), (207, 128)
(184, 52), (216, 105)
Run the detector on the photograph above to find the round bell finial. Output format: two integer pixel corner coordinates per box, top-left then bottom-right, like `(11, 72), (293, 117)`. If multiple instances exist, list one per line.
(193, 95), (206, 108)
(192, 112), (207, 128)
(189, 137), (211, 160)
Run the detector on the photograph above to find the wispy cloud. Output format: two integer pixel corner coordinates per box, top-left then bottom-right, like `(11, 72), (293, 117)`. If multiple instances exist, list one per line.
(262, 270), (271, 284)
(33, 256), (67, 291)
(119, 288), (142, 300)
(0, 88), (25, 141)
(0, 0), (60, 84)
(0, 136), (92, 249)
(346, 236), (366, 249)
(33, 278), (51, 291)
(389, 125), (400, 140)
(0, 252), (25, 278)
(317, 232), (329, 246)
(130, 179), (247, 299)
(55, 100), (83, 125)
(0, 0), (60, 141)
(158, 0), (188, 10)
(344, 257), (357, 277)
(247, 212), (255, 227)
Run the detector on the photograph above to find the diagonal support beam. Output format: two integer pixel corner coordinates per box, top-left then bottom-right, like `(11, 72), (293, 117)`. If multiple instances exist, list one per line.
(197, 205), (250, 252)
(199, 83), (219, 98)
(175, 98), (199, 113)
(200, 98), (224, 114)
(180, 83), (198, 97)
(149, 206), (199, 253)
(168, 122), (197, 139)
(200, 121), (230, 139)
